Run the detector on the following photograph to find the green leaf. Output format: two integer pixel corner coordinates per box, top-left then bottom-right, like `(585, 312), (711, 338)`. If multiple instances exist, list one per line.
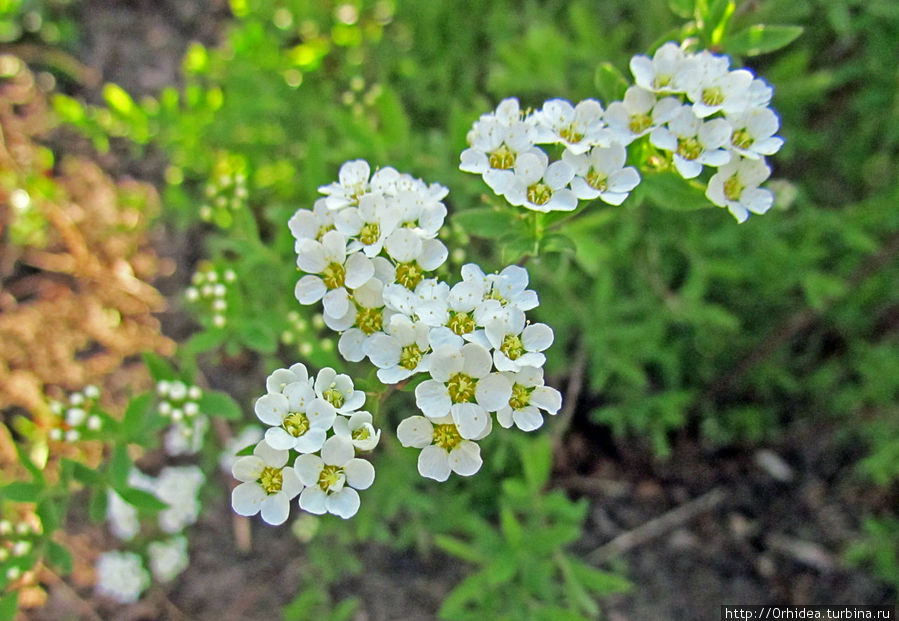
(452, 207), (523, 239)
(103, 83), (136, 117)
(668, 0), (694, 19)
(518, 434), (553, 490)
(88, 486), (108, 523)
(439, 568), (490, 617)
(0, 482), (43, 502)
(45, 541), (73, 574)
(567, 557), (631, 594)
(723, 24), (803, 57)
(540, 232), (576, 256)
(142, 352), (177, 382)
(433, 534), (487, 564)
(117, 487), (168, 512)
(197, 390), (244, 421)
(0, 591), (19, 621)
(36, 499), (60, 533)
(593, 62), (629, 104)
(238, 320), (278, 353)
(108, 443), (131, 490)
(640, 171), (713, 212)
(499, 506), (523, 547)
(235, 444), (256, 457)
(183, 328), (228, 355)
(121, 392), (154, 440)
(52, 94), (86, 124)
(802, 272), (846, 311)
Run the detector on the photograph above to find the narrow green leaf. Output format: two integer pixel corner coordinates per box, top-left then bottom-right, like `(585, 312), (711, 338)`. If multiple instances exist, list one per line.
(88, 486), (108, 523)
(433, 534), (487, 564)
(102, 83), (136, 117)
(1, 482), (43, 502)
(197, 390), (244, 421)
(45, 541), (73, 574)
(183, 328), (228, 355)
(0, 591), (19, 621)
(238, 320), (278, 353)
(117, 487), (168, 512)
(452, 207), (523, 239)
(667, 0), (694, 18)
(723, 24), (803, 56)
(567, 557), (632, 594)
(108, 443), (131, 490)
(142, 352), (177, 382)
(541, 232), (577, 256)
(593, 62), (629, 104)
(499, 505), (524, 547)
(519, 434), (553, 490)
(36, 499), (60, 533)
(439, 569), (490, 618)
(121, 392), (154, 440)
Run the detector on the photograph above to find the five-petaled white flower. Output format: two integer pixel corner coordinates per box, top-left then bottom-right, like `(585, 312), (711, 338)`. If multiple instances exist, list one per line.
(397, 414), (484, 481)
(295, 229), (374, 319)
(295, 436), (375, 519)
(533, 98), (609, 154)
(503, 151), (577, 213)
(564, 144), (642, 205)
(705, 157), (774, 223)
(650, 105), (732, 179)
(254, 381), (334, 453)
(496, 367), (563, 432)
(231, 440), (302, 526)
(603, 86), (680, 146)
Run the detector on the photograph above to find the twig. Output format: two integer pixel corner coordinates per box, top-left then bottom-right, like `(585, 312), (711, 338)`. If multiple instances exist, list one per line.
(551, 338), (587, 442)
(587, 487), (727, 564)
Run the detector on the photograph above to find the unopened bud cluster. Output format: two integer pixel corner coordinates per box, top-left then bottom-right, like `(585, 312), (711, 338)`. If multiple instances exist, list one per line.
(460, 43), (784, 222)
(47, 385), (102, 442)
(199, 170), (248, 223)
(185, 265), (236, 328)
(0, 518), (40, 582)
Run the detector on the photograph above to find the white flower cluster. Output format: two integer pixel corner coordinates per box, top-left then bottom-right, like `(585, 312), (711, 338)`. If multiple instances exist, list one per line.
(0, 519), (39, 582)
(94, 551), (150, 604)
(199, 170), (248, 223)
(185, 266), (236, 328)
(460, 42), (783, 223)
(155, 379), (208, 457)
(285, 161), (563, 484)
(232, 363), (377, 524)
(48, 385), (102, 442)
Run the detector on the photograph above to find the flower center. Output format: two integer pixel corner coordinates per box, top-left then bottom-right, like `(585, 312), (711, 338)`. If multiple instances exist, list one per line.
(399, 344), (423, 370)
(731, 128), (753, 150)
(559, 125), (584, 143)
(653, 74), (672, 89)
(629, 113), (652, 134)
(500, 334), (524, 360)
(323, 387), (345, 408)
(352, 426), (371, 441)
(701, 87), (724, 107)
(359, 222), (380, 246)
(677, 137), (702, 161)
(259, 466), (283, 495)
(284, 412), (310, 437)
(509, 383), (533, 410)
(447, 372), (477, 404)
(447, 311), (475, 336)
(322, 262), (345, 290)
(356, 306), (383, 335)
(433, 423), (462, 451)
(317, 464), (345, 493)
(527, 183), (553, 206)
(395, 261), (424, 289)
(586, 169), (608, 192)
(488, 144), (516, 170)
(723, 176), (743, 201)
(317, 224), (335, 240)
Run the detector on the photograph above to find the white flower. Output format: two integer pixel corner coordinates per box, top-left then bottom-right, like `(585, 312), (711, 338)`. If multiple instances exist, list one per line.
(266, 362), (312, 394)
(364, 314), (431, 383)
(564, 144), (641, 205)
(334, 278), (387, 361)
(295, 436), (375, 519)
(289, 198), (336, 243)
(682, 51), (754, 118)
(164, 414), (208, 456)
(318, 159), (372, 210)
(232, 440), (302, 526)
(334, 192), (400, 257)
(155, 466), (205, 534)
(106, 489), (139, 541)
(650, 105), (732, 179)
(95, 551), (150, 604)
(533, 98), (609, 153)
(603, 86), (680, 145)
(313, 367), (366, 417)
(295, 229), (374, 319)
(397, 415), (483, 481)
(486, 316), (554, 373)
(504, 151), (577, 213)
(705, 157), (774, 223)
(333, 411), (381, 451)
(629, 42), (690, 94)
(415, 343), (512, 439)
(496, 367), (563, 431)
(254, 382), (334, 453)
(147, 536), (189, 582)
(383, 228), (448, 287)
(726, 107), (784, 160)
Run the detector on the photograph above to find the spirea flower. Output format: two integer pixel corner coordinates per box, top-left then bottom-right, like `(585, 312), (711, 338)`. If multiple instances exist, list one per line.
(650, 105), (732, 179)
(232, 440), (302, 526)
(95, 551), (150, 604)
(496, 367), (563, 431)
(397, 415), (483, 481)
(295, 436), (375, 519)
(564, 144), (641, 205)
(705, 157), (774, 223)
(532, 98), (609, 153)
(148, 536), (189, 582)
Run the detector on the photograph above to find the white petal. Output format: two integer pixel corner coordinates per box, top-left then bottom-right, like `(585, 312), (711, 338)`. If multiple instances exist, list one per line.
(418, 445), (451, 481)
(280, 467), (303, 499)
(338, 329), (368, 362)
(384, 228), (422, 263)
(254, 393), (288, 426)
(451, 403), (490, 440)
(254, 440), (288, 468)
(530, 386), (563, 414)
(299, 486), (327, 515)
(321, 435), (354, 466)
(522, 323), (554, 352)
(326, 488), (361, 519)
(293, 428), (327, 453)
(461, 343), (493, 378)
(232, 455), (265, 482)
(345, 253), (375, 289)
(323, 287), (350, 318)
(295, 239), (327, 274)
(475, 373), (513, 412)
(512, 406), (544, 432)
(295, 275), (326, 305)
(449, 441), (482, 476)
(260, 492), (290, 525)
(306, 398), (336, 430)
(418, 239), (448, 271)
(344, 459), (375, 490)
(231, 482), (265, 516)
(415, 380), (452, 419)
(264, 427), (297, 451)
(397, 416), (434, 449)
(294, 453), (324, 486)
